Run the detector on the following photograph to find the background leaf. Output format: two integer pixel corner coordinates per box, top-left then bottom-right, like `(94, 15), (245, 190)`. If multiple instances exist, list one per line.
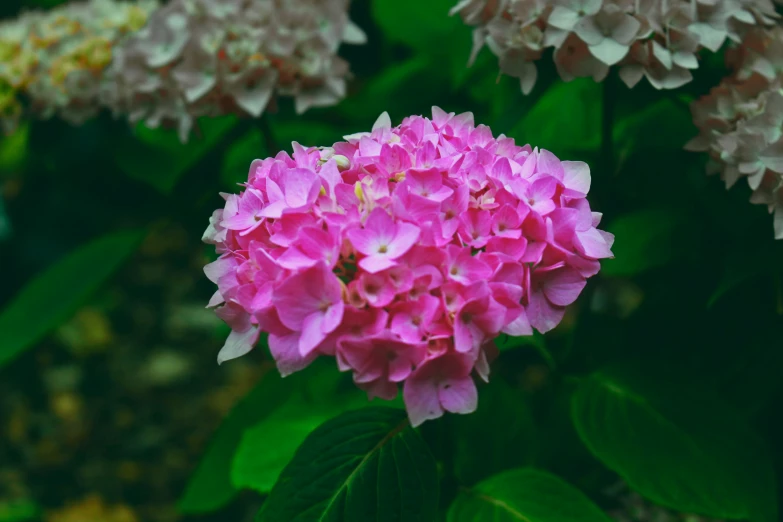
(178, 363), (294, 514)
(179, 362), (296, 513)
(507, 78), (601, 155)
(0, 500), (39, 522)
(113, 116), (238, 194)
(451, 379), (538, 486)
(230, 368), (368, 494)
(448, 468), (611, 522)
(600, 208), (687, 276)
(571, 365), (778, 521)
(257, 406), (439, 522)
(0, 229), (143, 368)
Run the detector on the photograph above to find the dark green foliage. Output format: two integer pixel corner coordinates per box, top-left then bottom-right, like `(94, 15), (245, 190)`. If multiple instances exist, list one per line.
(448, 468), (612, 522)
(257, 407), (439, 522)
(572, 365), (777, 521)
(0, 229), (143, 367)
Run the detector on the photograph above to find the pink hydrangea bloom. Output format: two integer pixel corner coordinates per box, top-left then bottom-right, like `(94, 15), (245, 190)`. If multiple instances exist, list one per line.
(203, 108), (613, 426)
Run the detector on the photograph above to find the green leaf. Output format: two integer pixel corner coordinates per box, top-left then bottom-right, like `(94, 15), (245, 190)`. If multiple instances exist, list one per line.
(0, 229), (144, 368)
(508, 78), (601, 155)
(496, 332), (555, 369)
(0, 500), (39, 522)
(271, 120), (344, 151)
(257, 407), (439, 522)
(600, 208), (684, 276)
(114, 116), (237, 193)
(0, 120), (28, 176)
(452, 379), (537, 486)
(614, 99), (692, 166)
(179, 365), (295, 513)
(707, 242), (775, 307)
(337, 56), (433, 123)
(571, 366), (778, 521)
(448, 468), (611, 522)
(231, 370), (368, 494)
(372, 0), (461, 52)
(221, 128), (267, 189)
(371, 0), (472, 83)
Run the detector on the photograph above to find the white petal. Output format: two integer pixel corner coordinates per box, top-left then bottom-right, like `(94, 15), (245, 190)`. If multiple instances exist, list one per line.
(589, 39), (630, 65)
(372, 111), (392, 131)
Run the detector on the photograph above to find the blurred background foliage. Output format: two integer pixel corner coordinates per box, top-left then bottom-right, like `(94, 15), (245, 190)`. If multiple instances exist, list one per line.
(1, 0), (783, 521)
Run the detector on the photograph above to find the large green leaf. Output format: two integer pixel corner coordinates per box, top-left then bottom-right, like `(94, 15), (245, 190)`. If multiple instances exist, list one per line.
(231, 370), (368, 494)
(114, 116), (237, 193)
(448, 468), (611, 522)
(0, 229), (144, 368)
(372, 0), (462, 52)
(600, 208), (685, 276)
(257, 407), (439, 522)
(371, 0), (472, 83)
(508, 78), (601, 155)
(571, 366), (778, 521)
(178, 365), (294, 513)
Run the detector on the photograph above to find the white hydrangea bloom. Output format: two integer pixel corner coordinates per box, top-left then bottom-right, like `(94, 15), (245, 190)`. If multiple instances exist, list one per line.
(104, 0), (366, 142)
(0, 0), (158, 133)
(452, 0), (779, 94)
(688, 26), (783, 239)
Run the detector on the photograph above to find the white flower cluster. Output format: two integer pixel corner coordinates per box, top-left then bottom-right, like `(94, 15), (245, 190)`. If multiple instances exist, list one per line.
(0, 0), (157, 133)
(687, 26), (783, 239)
(451, 0), (779, 94)
(104, 0), (366, 141)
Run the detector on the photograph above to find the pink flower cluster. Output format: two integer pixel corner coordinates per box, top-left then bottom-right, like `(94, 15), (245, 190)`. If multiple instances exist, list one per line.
(203, 108), (613, 426)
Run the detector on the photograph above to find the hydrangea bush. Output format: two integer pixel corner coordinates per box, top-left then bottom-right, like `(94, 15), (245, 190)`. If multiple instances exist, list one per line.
(2, 0), (783, 521)
(203, 108), (613, 425)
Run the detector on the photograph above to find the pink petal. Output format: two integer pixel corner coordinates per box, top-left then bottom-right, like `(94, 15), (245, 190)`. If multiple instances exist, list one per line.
(358, 255), (398, 274)
(300, 313), (328, 356)
(574, 228), (613, 259)
(268, 331), (317, 377)
(388, 222), (421, 257)
(438, 375), (478, 415)
(542, 269), (586, 306)
(527, 289), (566, 334)
(403, 372), (444, 428)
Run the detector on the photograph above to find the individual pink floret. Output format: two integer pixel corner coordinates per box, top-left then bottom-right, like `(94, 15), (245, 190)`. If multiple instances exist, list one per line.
(203, 108), (613, 426)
